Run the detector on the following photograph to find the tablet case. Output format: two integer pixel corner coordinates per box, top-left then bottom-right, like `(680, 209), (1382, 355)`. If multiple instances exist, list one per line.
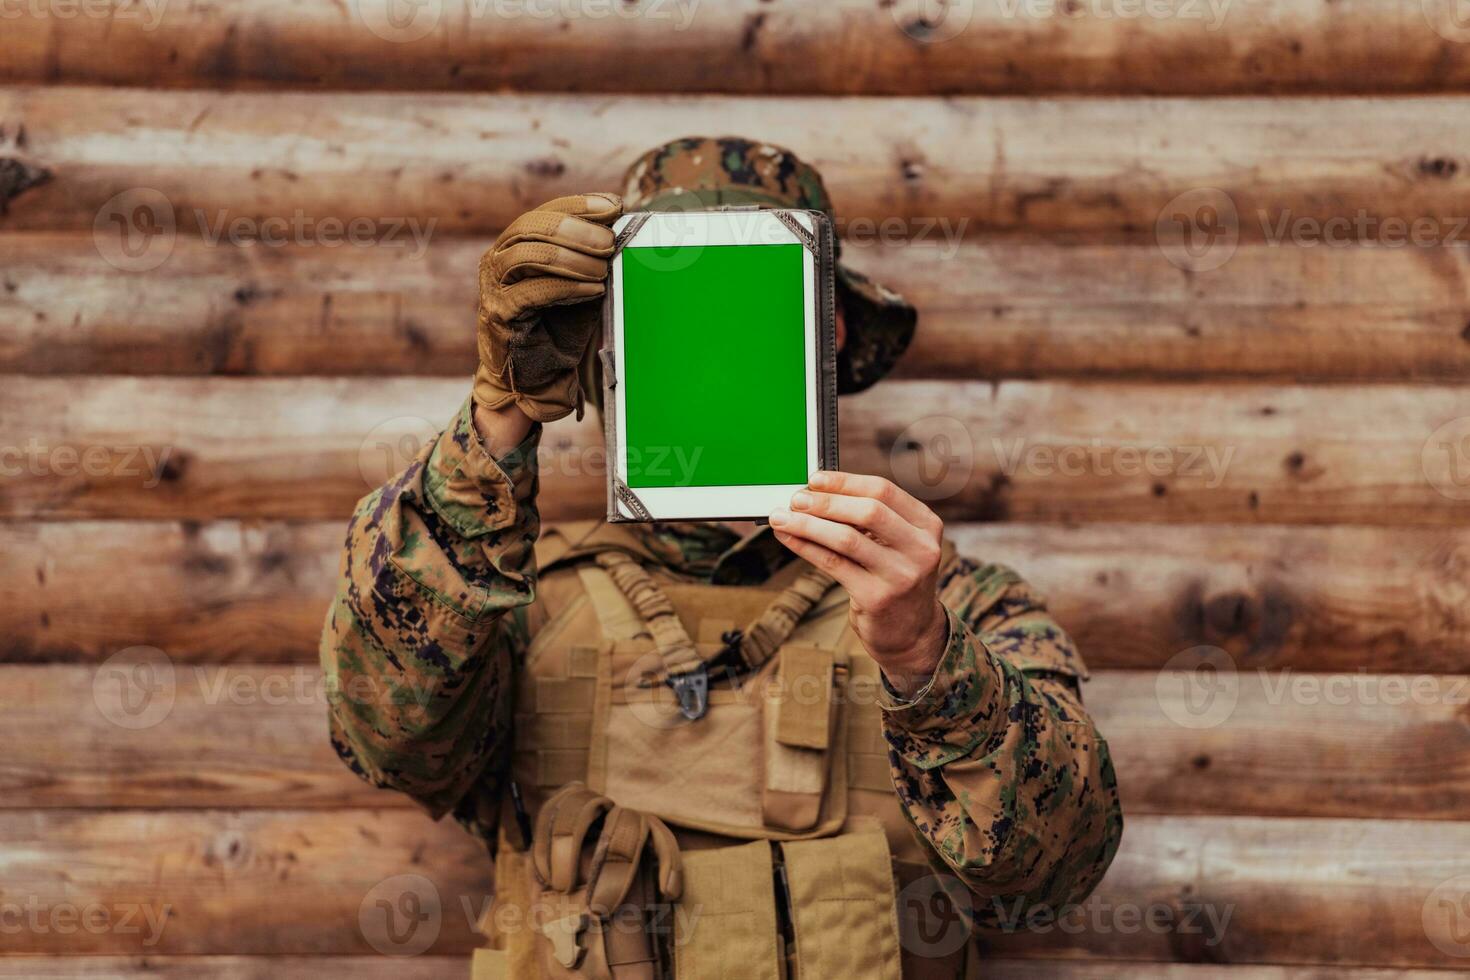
(601, 207), (839, 522)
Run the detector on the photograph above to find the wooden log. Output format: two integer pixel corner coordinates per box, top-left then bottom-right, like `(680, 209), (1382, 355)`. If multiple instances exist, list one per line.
(985, 964), (1454, 979)
(7, 520), (1470, 674)
(8, 233), (1470, 382)
(1087, 672), (1470, 821)
(4, 87), (1470, 239)
(0, 665), (393, 809)
(974, 815), (1470, 968)
(0, 959), (464, 979)
(1, 0), (1467, 95)
(0, 808), (491, 955)
(0, 960), (1448, 980)
(8, 375), (1467, 525)
(6, 663), (1469, 820)
(2, 809), (1466, 965)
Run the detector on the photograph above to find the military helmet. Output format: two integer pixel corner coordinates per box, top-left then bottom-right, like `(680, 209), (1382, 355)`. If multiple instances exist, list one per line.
(617, 136), (918, 395)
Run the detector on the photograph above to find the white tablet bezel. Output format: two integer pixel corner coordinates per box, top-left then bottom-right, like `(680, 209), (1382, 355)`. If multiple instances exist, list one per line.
(608, 209), (820, 520)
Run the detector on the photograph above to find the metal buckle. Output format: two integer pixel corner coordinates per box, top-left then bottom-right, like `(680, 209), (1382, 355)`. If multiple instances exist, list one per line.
(666, 665), (709, 721)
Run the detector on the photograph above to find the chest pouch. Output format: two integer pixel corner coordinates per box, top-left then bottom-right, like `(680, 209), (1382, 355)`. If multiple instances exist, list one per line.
(578, 553), (852, 839)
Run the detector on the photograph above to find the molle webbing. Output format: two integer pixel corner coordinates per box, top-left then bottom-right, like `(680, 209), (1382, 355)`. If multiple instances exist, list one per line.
(736, 566), (837, 670)
(592, 551), (837, 678)
(594, 552), (703, 678)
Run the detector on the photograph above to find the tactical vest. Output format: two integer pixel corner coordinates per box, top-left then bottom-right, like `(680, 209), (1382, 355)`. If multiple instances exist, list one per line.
(473, 522), (978, 980)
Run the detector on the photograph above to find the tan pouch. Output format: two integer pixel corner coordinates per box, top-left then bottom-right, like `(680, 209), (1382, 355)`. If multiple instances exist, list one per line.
(782, 830), (903, 980)
(580, 566), (848, 840)
(673, 840), (784, 980)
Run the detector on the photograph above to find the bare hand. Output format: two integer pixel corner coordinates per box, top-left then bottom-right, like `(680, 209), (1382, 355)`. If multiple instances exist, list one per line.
(769, 471), (948, 697)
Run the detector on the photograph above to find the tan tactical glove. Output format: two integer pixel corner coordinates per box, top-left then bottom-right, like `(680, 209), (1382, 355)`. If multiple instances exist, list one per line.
(475, 193), (623, 422)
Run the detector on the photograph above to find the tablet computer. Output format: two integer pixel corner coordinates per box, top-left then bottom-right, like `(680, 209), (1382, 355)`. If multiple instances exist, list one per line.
(601, 208), (838, 522)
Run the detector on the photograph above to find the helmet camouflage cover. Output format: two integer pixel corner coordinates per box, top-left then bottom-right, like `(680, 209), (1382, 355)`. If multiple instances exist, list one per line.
(610, 136), (918, 396)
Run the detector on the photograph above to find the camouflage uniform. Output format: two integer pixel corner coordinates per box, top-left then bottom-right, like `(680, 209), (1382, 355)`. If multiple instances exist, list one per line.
(320, 139), (1122, 967)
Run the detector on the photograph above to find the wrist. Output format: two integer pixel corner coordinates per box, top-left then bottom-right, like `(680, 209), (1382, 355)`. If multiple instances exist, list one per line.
(472, 398), (535, 458)
(879, 600), (949, 699)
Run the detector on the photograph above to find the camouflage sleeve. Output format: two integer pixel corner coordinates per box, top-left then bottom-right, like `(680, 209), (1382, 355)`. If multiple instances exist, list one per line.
(879, 555), (1124, 927)
(319, 397), (540, 824)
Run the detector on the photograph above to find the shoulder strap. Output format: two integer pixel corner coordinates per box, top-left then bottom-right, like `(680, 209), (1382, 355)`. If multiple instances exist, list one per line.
(575, 563), (648, 644)
(538, 521), (675, 575)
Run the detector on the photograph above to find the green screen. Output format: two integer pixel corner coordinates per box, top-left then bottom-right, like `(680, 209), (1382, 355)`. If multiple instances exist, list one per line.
(622, 242), (808, 488)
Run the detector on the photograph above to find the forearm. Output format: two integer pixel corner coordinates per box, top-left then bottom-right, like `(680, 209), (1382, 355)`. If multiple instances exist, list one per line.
(320, 397), (542, 817)
(881, 563), (1123, 925)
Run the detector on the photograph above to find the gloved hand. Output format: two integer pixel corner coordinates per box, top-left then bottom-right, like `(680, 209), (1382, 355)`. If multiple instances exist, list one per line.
(475, 193), (623, 422)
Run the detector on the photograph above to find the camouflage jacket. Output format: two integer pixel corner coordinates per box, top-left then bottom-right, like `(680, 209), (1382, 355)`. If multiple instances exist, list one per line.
(321, 399), (1123, 926)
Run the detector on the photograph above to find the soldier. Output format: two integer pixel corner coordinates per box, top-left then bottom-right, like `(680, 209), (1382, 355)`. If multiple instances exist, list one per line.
(321, 136), (1123, 979)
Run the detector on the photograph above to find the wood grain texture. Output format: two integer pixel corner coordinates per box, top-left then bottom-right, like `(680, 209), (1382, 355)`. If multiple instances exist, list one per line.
(984, 964), (1457, 980)
(0, 960), (1450, 979)
(5, 375), (1467, 525)
(0, 808), (491, 955)
(1, 0), (1468, 95)
(7, 520), (1470, 673)
(4, 809), (1467, 966)
(1, 665), (389, 809)
(4, 88), (1470, 239)
(0, 958), (465, 978)
(9, 233), (1470, 381)
(7, 664), (1470, 821)
(975, 815), (1470, 968)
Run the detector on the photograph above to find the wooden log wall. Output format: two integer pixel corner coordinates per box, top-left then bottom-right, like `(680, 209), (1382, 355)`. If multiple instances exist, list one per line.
(3, 1), (1470, 975)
